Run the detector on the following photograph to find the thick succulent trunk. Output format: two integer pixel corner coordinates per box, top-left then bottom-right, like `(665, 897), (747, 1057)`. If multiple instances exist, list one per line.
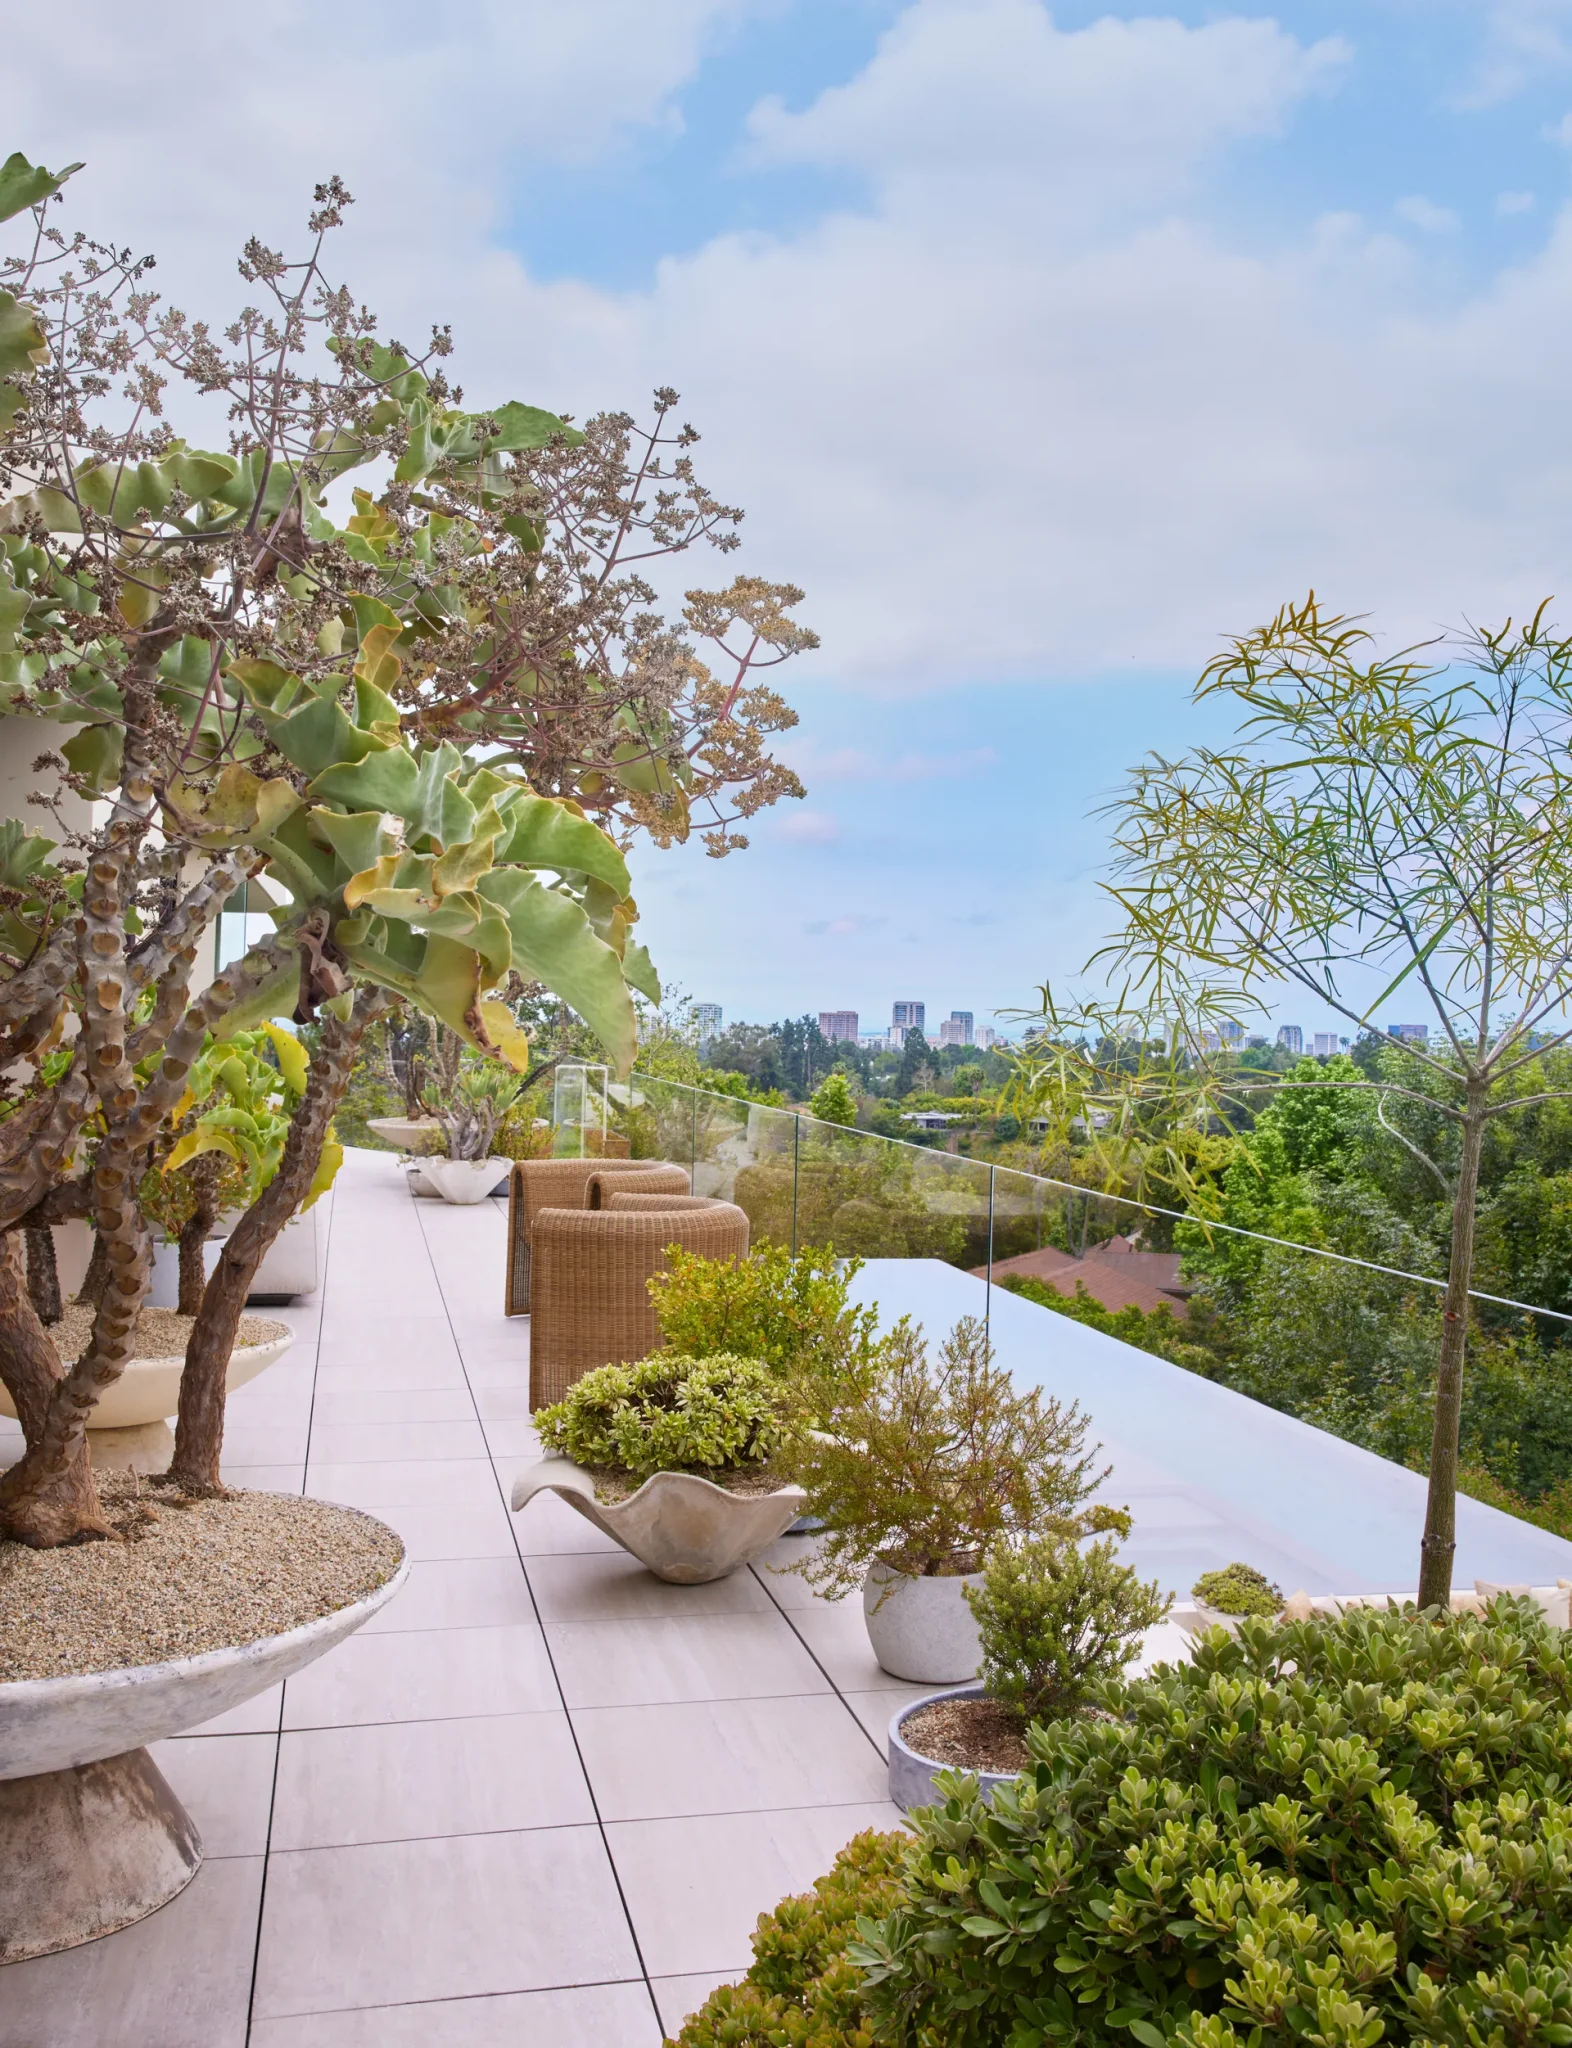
(176, 1154), (224, 1317)
(23, 1223), (61, 1326)
(168, 992), (384, 1494)
(0, 1232), (65, 1446)
(77, 1230), (111, 1311)
(1417, 1093), (1488, 1611)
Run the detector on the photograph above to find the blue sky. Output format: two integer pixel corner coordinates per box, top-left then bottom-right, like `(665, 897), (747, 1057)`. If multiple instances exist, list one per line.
(15, 0), (1572, 1039)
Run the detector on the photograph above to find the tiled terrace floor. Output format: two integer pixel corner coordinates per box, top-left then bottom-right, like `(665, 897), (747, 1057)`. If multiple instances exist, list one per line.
(1, 1149), (907, 2047)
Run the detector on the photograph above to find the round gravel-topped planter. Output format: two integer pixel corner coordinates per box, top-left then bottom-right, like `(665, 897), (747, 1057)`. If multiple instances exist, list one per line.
(0, 1488), (406, 1961)
(0, 1313), (294, 1475)
(512, 1457), (807, 1585)
(863, 1561), (984, 1683)
(889, 1683), (1021, 1813)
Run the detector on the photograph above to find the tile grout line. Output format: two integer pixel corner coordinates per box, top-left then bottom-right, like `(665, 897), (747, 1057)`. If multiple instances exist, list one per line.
(411, 1183), (669, 2044)
(746, 1561), (893, 1765)
(242, 1184), (337, 2046)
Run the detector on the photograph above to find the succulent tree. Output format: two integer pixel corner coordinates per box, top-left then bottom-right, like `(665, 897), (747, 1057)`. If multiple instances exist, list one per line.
(0, 149), (813, 1535)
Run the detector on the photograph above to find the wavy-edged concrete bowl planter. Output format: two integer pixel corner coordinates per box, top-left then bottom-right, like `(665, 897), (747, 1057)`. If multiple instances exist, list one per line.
(419, 1156), (511, 1205)
(366, 1114), (445, 1154)
(512, 1457), (806, 1585)
(0, 1546), (409, 1962)
(0, 1327), (295, 1476)
(889, 1682), (1019, 1813)
(863, 1562), (984, 1683)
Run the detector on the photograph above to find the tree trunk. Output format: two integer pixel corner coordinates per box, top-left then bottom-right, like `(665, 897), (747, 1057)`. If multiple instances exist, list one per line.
(24, 1223), (61, 1326)
(1417, 1094), (1488, 1610)
(176, 1155), (224, 1317)
(77, 1230), (111, 1310)
(0, 1232), (65, 1445)
(168, 994), (383, 1494)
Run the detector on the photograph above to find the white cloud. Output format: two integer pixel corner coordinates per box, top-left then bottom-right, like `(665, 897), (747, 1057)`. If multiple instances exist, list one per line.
(1395, 195), (1461, 232)
(776, 809), (841, 843)
(785, 740), (999, 781)
(1497, 188), (1538, 213)
(13, 0), (1572, 696)
(1460, 1), (1572, 106)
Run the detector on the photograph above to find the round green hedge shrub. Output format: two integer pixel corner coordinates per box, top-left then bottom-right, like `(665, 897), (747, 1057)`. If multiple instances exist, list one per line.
(670, 1829), (908, 2046)
(849, 1600), (1572, 2047)
(533, 1351), (795, 1483)
(1193, 1562), (1285, 1617)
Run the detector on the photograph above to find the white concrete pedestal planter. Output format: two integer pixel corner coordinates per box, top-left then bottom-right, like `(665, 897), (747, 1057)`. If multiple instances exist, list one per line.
(0, 1329), (295, 1475)
(0, 1549), (408, 1962)
(863, 1562), (984, 1683)
(419, 1157), (510, 1205)
(889, 1683), (1018, 1813)
(512, 1457), (807, 1585)
(367, 1115), (445, 1155)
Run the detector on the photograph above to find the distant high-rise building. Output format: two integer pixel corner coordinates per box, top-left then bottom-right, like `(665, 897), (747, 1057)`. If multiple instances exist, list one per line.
(938, 1012), (973, 1048)
(1313, 1032), (1339, 1058)
(1387, 1023), (1428, 1044)
(975, 1025), (999, 1050)
(892, 1001), (925, 1035)
(818, 1010), (859, 1043)
(1277, 1025), (1303, 1054)
(693, 1003), (722, 1043)
(1218, 1021), (1245, 1046)
(859, 1031), (891, 1051)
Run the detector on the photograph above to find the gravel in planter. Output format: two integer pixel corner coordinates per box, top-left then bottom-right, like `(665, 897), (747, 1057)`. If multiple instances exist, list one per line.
(52, 1304), (289, 1362)
(900, 1695), (1030, 1774)
(0, 1481), (404, 1681)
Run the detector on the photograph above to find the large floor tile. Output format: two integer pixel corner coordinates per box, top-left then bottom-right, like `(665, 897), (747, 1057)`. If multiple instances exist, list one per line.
(572, 1694), (890, 1820)
(548, 1613), (830, 1709)
(463, 1353), (534, 1388)
(154, 1732), (278, 1857)
(470, 1383), (537, 1420)
(306, 1419), (487, 1464)
(485, 1419), (548, 1460)
(847, 1685), (933, 1756)
(608, 1804), (906, 1977)
(308, 1384), (476, 1425)
(653, 1971), (743, 2038)
(186, 1681), (283, 1737)
(772, 1598), (916, 1692)
(311, 1354), (468, 1392)
(747, 1541), (834, 1610)
(359, 1556), (538, 1633)
(303, 1456), (496, 1508)
(219, 1423), (310, 1465)
(222, 1463), (305, 1494)
(270, 1709), (591, 1848)
(0, 1855), (263, 2048)
(527, 1552), (772, 1622)
(249, 1981), (663, 2047)
(253, 1827), (639, 2017)
(282, 1622), (559, 1726)
(366, 1498), (517, 1560)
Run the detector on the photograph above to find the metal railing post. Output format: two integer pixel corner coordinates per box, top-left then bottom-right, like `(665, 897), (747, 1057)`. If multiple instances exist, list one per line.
(792, 1114), (801, 1258)
(986, 1162), (996, 1334)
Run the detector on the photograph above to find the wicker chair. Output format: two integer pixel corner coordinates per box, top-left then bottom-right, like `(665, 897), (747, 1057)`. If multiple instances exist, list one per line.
(504, 1159), (689, 1316)
(527, 1191), (749, 1410)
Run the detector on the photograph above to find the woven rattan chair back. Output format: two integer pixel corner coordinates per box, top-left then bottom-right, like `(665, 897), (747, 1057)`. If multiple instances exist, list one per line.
(504, 1158), (691, 1315)
(527, 1197), (749, 1410)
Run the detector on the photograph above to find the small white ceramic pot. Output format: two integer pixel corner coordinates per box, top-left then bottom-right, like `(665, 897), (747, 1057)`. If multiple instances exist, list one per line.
(863, 1561), (983, 1683)
(512, 1457), (807, 1585)
(420, 1157), (509, 1205)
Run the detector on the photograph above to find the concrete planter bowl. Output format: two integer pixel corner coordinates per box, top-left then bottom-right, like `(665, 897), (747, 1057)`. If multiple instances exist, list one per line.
(512, 1457), (807, 1585)
(0, 1546), (408, 1963)
(863, 1561), (984, 1683)
(419, 1157), (511, 1205)
(0, 1328), (295, 1476)
(888, 1682), (1020, 1813)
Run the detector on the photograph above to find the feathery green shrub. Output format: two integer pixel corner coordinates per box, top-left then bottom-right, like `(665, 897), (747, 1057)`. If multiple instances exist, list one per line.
(1193, 1562), (1285, 1617)
(534, 1351), (794, 1483)
(967, 1531), (1170, 1721)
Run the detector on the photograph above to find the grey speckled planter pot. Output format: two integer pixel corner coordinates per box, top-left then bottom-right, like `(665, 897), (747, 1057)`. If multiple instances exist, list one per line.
(888, 1683), (1022, 1814)
(0, 1539), (408, 1962)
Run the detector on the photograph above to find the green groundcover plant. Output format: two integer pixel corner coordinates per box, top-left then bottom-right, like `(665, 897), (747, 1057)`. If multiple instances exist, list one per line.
(677, 1601), (1572, 2047)
(1193, 1562), (1285, 1618)
(533, 1351), (795, 1484)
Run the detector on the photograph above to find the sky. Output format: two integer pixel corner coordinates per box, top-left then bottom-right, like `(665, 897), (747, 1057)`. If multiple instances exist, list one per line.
(11, 0), (1572, 1040)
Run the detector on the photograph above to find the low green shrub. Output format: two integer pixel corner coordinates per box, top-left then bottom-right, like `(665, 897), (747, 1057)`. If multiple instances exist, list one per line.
(850, 1600), (1572, 2047)
(669, 1829), (908, 2046)
(534, 1352), (795, 1483)
(967, 1531), (1170, 1721)
(647, 1241), (880, 1404)
(1193, 1561), (1284, 1616)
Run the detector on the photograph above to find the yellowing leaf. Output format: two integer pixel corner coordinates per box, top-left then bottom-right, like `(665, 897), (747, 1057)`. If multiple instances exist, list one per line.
(261, 1020), (308, 1094)
(478, 999), (531, 1073)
